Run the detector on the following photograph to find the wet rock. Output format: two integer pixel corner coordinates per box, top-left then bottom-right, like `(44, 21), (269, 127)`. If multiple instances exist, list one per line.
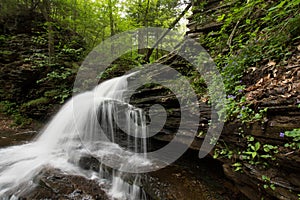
(77, 151), (245, 200)
(21, 168), (109, 200)
(79, 156), (100, 171)
(0, 116), (39, 147)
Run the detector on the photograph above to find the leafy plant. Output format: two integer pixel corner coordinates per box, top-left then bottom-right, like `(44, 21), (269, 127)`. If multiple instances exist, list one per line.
(196, 0), (299, 124)
(284, 129), (300, 150)
(232, 162), (243, 172)
(21, 97), (49, 108)
(213, 146), (234, 160)
(262, 175), (276, 191)
(0, 101), (17, 115)
(0, 101), (32, 127)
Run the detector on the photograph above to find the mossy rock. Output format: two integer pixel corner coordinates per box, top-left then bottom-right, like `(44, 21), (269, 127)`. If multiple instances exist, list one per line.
(20, 97), (51, 118)
(22, 97), (50, 108)
(0, 50), (13, 55)
(0, 50), (17, 63)
(44, 90), (60, 98)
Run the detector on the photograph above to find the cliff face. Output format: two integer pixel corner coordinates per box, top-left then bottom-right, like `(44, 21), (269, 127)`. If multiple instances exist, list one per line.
(128, 1), (300, 198)
(0, 11), (83, 121)
(186, 0), (300, 199)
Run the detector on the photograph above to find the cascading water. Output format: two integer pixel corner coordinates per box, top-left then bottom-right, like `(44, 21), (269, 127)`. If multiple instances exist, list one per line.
(0, 72), (151, 199)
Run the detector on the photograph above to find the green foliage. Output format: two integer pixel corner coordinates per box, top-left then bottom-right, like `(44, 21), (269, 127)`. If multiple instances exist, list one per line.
(214, 136), (279, 171)
(244, 141), (261, 160)
(240, 137), (278, 166)
(56, 89), (71, 104)
(44, 89), (70, 104)
(232, 162), (242, 172)
(217, 89), (267, 123)
(30, 42), (81, 104)
(196, 0), (300, 123)
(213, 140), (234, 160)
(190, 74), (207, 96)
(99, 64), (124, 80)
(126, 0), (181, 28)
(284, 129), (300, 150)
(31, 35), (47, 46)
(0, 50), (13, 55)
(37, 68), (72, 83)
(26, 52), (50, 69)
(0, 101), (32, 126)
(60, 46), (84, 60)
(22, 97), (49, 108)
(262, 175), (276, 191)
(0, 35), (7, 43)
(0, 101), (17, 115)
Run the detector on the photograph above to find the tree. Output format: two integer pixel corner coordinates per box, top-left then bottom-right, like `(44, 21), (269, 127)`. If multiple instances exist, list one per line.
(125, 0), (182, 59)
(39, 0), (54, 60)
(108, 0), (115, 37)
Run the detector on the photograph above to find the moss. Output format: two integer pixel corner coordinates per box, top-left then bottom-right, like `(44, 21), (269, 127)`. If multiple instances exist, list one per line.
(44, 90), (60, 98)
(22, 97), (50, 108)
(12, 113), (32, 126)
(0, 101), (32, 127)
(0, 50), (13, 55)
(0, 101), (17, 114)
(0, 35), (7, 43)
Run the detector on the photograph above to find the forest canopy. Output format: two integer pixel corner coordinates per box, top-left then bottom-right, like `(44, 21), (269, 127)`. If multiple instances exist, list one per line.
(0, 0), (188, 52)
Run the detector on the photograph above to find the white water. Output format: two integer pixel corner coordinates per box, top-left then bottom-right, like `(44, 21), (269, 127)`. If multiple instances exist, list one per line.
(0, 73), (150, 199)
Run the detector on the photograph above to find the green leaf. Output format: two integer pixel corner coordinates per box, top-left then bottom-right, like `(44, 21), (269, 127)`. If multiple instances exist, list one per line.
(252, 152), (257, 159)
(217, 14), (226, 22)
(284, 143), (290, 148)
(263, 146), (270, 152)
(255, 142), (261, 151)
(270, 184), (276, 190)
(262, 175), (270, 182)
(248, 136), (255, 142)
(261, 154), (272, 159)
(254, 113), (261, 119)
(213, 151), (219, 159)
(234, 167), (242, 171)
(232, 162), (242, 167)
(268, 0), (287, 12)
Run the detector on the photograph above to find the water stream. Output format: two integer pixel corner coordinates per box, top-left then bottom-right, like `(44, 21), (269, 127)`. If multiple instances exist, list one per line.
(0, 72), (152, 199)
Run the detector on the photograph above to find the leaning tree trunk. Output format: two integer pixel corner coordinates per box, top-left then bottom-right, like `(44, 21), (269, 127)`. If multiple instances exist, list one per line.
(144, 2), (192, 63)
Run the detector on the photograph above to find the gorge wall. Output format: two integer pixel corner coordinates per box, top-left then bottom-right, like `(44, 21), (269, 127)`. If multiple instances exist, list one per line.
(186, 1), (300, 199)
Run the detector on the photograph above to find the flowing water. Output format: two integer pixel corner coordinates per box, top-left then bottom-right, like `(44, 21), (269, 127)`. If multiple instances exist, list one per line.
(0, 72), (152, 199)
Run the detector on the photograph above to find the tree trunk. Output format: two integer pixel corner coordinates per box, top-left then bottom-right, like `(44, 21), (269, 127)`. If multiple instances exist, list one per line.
(137, 0), (146, 55)
(39, 0), (54, 62)
(144, 2), (192, 63)
(108, 0), (114, 36)
(108, 0), (115, 54)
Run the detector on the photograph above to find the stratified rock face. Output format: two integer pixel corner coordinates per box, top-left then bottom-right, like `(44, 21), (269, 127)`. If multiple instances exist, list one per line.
(0, 12), (47, 104)
(0, 11), (84, 120)
(217, 39), (300, 200)
(0, 34), (40, 103)
(176, 0), (300, 199)
(69, 153), (246, 200)
(187, 0), (227, 40)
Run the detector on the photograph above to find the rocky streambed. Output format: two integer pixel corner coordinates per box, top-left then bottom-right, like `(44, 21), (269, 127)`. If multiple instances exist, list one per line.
(0, 114), (245, 200)
(14, 152), (245, 200)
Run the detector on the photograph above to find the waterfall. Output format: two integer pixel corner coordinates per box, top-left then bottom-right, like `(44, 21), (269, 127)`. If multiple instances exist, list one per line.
(0, 72), (150, 199)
